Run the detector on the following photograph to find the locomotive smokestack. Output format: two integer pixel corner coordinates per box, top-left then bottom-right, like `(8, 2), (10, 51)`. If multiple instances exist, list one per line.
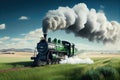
(43, 33), (47, 40)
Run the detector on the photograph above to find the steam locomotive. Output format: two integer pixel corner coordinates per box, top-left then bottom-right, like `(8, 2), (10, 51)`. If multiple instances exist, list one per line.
(31, 33), (77, 66)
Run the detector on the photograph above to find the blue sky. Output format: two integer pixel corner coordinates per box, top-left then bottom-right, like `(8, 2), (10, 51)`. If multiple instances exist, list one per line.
(0, 0), (120, 50)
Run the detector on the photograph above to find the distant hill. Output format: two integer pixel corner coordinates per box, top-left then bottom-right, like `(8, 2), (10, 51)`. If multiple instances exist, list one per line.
(78, 50), (120, 54)
(0, 48), (34, 53)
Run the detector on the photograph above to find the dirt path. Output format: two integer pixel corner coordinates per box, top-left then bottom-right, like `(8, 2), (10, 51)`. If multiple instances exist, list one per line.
(0, 67), (31, 73)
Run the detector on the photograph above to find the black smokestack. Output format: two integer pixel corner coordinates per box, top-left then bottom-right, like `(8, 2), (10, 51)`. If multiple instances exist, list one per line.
(43, 33), (47, 40)
(42, 3), (120, 43)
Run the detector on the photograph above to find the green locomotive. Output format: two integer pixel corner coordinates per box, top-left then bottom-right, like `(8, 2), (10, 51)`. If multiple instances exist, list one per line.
(31, 34), (77, 66)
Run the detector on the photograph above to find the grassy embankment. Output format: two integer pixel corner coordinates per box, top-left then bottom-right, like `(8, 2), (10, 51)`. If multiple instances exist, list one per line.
(0, 54), (120, 80)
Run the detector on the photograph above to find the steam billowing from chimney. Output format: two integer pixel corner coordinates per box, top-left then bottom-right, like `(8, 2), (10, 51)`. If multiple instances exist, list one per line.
(42, 3), (120, 43)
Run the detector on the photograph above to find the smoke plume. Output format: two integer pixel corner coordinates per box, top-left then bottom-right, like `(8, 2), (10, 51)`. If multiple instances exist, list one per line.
(60, 55), (94, 64)
(42, 3), (120, 43)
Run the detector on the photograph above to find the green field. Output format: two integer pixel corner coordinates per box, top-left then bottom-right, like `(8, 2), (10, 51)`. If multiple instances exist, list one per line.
(0, 55), (120, 80)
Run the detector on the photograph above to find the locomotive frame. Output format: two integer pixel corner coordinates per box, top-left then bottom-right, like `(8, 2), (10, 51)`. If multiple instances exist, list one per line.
(31, 34), (77, 66)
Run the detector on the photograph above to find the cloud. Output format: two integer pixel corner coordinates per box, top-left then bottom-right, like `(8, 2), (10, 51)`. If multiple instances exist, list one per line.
(25, 28), (43, 40)
(0, 36), (10, 44)
(20, 33), (26, 36)
(100, 5), (105, 9)
(103, 40), (120, 50)
(12, 28), (43, 41)
(98, 5), (105, 13)
(0, 28), (43, 49)
(0, 23), (5, 30)
(18, 16), (29, 20)
(0, 41), (2, 44)
(0, 36), (10, 41)
(76, 43), (100, 50)
(6, 40), (34, 49)
(11, 38), (24, 41)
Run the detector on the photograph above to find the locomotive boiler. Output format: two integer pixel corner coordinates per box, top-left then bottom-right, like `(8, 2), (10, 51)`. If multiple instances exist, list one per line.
(31, 33), (77, 66)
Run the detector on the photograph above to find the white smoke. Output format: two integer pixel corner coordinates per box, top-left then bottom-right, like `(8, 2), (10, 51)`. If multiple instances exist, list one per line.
(42, 3), (120, 43)
(60, 55), (94, 64)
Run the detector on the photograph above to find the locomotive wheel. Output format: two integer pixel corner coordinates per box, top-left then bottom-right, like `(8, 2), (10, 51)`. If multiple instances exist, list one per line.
(37, 60), (47, 66)
(47, 59), (52, 65)
(51, 58), (60, 64)
(55, 58), (60, 64)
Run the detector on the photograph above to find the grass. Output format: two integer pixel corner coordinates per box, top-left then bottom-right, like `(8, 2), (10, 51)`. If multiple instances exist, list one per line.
(0, 56), (120, 80)
(0, 57), (31, 70)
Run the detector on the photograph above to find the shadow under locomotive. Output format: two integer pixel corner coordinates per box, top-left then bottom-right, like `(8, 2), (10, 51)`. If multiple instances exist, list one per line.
(31, 33), (77, 66)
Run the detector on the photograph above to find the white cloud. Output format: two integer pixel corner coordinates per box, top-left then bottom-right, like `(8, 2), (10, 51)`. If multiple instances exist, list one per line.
(0, 36), (10, 48)
(0, 28), (43, 49)
(6, 40), (34, 49)
(0, 36), (10, 41)
(20, 33), (26, 36)
(98, 5), (105, 14)
(18, 16), (29, 20)
(100, 5), (105, 9)
(25, 28), (43, 40)
(11, 38), (24, 41)
(0, 41), (2, 44)
(104, 41), (120, 50)
(76, 43), (100, 50)
(0, 23), (5, 30)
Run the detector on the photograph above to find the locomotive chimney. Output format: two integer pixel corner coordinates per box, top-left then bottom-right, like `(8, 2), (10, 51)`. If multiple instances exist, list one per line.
(43, 33), (47, 40)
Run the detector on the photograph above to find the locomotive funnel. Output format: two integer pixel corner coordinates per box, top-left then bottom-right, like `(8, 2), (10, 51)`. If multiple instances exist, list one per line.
(43, 33), (47, 39)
